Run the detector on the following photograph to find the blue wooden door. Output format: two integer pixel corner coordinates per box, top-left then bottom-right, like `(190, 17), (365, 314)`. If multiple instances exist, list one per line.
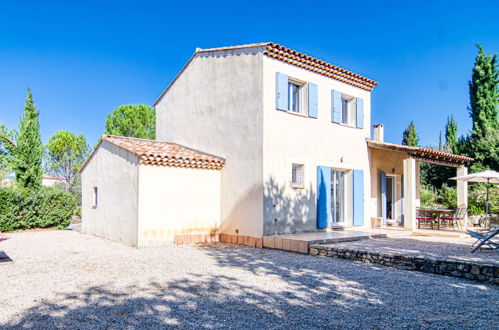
(353, 170), (364, 226)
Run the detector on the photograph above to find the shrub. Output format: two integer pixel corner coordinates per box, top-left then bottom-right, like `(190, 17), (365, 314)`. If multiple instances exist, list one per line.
(438, 184), (457, 209)
(420, 185), (437, 208)
(0, 186), (77, 232)
(468, 184), (499, 215)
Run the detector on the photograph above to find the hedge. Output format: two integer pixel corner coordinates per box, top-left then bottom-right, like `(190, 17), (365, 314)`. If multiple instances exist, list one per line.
(0, 187), (77, 232)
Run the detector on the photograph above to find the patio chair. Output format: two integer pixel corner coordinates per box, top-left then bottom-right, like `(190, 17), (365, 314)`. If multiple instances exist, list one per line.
(416, 208), (432, 229)
(440, 208), (467, 230)
(466, 227), (499, 253)
(0, 233), (8, 243)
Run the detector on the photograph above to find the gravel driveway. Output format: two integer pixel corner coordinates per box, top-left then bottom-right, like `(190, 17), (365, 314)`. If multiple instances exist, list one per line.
(0, 231), (498, 329)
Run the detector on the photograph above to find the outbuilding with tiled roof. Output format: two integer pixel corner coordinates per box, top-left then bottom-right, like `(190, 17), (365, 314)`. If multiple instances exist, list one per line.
(81, 135), (224, 247)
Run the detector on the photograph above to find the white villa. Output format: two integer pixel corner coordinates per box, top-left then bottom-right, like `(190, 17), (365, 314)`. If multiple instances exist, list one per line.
(81, 42), (472, 248)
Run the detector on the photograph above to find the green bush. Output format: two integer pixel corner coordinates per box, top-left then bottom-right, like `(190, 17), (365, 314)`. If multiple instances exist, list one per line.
(468, 184), (499, 215)
(438, 184), (457, 209)
(420, 185), (437, 208)
(0, 186), (77, 232)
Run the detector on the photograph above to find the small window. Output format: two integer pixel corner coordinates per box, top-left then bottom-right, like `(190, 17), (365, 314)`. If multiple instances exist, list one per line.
(291, 164), (305, 188)
(341, 96), (356, 126)
(92, 187), (98, 208)
(288, 81), (302, 114)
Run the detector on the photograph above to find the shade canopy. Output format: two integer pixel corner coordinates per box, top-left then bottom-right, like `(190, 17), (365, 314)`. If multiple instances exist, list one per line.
(450, 170), (499, 184)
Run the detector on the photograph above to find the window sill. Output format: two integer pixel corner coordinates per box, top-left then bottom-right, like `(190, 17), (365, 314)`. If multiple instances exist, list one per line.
(286, 110), (309, 118)
(333, 122), (362, 129)
(292, 185), (305, 189)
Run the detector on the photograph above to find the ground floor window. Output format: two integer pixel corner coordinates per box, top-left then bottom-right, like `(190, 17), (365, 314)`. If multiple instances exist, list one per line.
(331, 170), (346, 223)
(291, 163), (304, 188)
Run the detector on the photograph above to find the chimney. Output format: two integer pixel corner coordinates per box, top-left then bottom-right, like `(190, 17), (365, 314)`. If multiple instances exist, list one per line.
(373, 124), (384, 142)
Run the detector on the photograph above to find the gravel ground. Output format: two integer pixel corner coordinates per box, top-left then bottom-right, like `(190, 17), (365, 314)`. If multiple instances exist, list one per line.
(324, 235), (499, 264)
(0, 231), (498, 329)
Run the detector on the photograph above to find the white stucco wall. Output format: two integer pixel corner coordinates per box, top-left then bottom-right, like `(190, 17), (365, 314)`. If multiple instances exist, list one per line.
(137, 165), (221, 246)
(155, 47), (265, 237)
(81, 141), (139, 246)
(262, 57), (372, 234)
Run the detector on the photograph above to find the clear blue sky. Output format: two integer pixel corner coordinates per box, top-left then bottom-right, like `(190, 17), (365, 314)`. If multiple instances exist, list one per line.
(1, 0), (498, 147)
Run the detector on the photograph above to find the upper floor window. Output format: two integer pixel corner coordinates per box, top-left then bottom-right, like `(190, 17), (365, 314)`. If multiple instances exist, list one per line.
(276, 72), (318, 118)
(288, 80), (303, 114)
(332, 90), (364, 129)
(341, 95), (357, 126)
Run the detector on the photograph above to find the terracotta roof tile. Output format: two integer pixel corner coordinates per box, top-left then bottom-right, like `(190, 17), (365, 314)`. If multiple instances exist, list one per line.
(195, 42), (377, 91)
(367, 139), (473, 166)
(263, 43), (378, 91)
(98, 135), (225, 170)
(155, 42), (377, 105)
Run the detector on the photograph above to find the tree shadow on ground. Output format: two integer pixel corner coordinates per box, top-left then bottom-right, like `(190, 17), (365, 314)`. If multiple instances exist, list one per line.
(2, 244), (498, 329)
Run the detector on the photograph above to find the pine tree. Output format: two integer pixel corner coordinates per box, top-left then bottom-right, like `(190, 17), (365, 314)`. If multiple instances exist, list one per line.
(445, 115), (458, 154)
(13, 88), (43, 189)
(468, 45), (499, 171)
(402, 121), (419, 147)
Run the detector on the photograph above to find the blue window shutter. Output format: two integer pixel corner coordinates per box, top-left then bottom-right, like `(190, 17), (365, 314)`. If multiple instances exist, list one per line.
(331, 90), (342, 123)
(356, 98), (364, 128)
(308, 83), (318, 118)
(380, 171), (387, 224)
(353, 169), (364, 226)
(275, 72), (288, 111)
(317, 166), (332, 228)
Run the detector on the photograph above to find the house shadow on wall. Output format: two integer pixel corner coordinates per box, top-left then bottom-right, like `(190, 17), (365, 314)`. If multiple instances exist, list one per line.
(264, 176), (316, 235)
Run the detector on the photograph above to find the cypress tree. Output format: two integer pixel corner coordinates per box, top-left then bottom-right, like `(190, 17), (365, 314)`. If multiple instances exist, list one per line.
(438, 131), (443, 151)
(13, 88), (43, 189)
(468, 45), (499, 170)
(445, 115), (458, 154)
(402, 121), (419, 147)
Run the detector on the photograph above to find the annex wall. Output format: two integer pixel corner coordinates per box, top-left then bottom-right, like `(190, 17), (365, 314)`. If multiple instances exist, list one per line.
(81, 141), (139, 246)
(137, 165), (221, 246)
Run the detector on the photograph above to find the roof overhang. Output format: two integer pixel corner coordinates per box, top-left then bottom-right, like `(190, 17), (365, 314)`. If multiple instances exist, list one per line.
(367, 139), (473, 167)
(153, 42), (378, 106)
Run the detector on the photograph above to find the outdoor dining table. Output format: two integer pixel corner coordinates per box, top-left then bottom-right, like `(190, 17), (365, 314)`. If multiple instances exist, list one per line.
(419, 208), (454, 230)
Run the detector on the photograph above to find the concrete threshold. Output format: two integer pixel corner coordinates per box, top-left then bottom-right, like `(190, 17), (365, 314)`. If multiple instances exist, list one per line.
(263, 230), (388, 254)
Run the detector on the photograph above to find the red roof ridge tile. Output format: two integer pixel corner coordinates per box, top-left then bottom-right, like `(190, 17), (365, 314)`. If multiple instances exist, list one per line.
(81, 135), (225, 172)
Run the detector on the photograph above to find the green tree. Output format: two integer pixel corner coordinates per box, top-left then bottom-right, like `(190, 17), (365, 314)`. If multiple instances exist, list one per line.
(0, 125), (15, 181)
(468, 45), (499, 171)
(104, 104), (155, 139)
(402, 121), (419, 147)
(444, 115), (458, 154)
(12, 89), (44, 189)
(46, 131), (89, 188)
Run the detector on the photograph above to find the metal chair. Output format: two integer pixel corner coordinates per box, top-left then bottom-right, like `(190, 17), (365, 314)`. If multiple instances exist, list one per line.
(466, 227), (499, 253)
(416, 208), (432, 229)
(440, 208), (467, 230)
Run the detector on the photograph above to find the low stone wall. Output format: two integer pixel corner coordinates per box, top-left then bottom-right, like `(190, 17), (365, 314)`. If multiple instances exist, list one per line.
(309, 245), (499, 285)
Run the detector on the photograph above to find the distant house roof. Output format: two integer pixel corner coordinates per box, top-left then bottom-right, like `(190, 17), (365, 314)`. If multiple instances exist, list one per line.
(367, 139), (473, 167)
(43, 174), (65, 181)
(81, 135), (225, 172)
(154, 42), (377, 105)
